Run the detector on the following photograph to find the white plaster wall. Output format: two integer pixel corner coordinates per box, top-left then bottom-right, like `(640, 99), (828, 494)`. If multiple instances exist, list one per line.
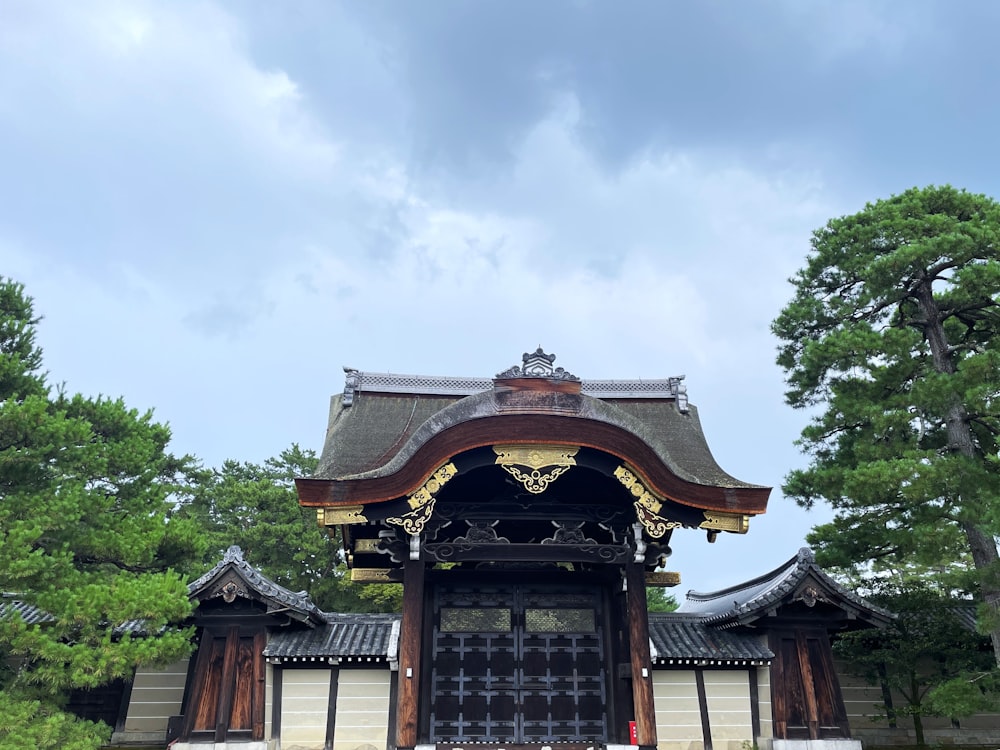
(703, 670), (753, 750)
(333, 668), (391, 750)
(265, 662), (273, 742)
(757, 666), (773, 740)
(653, 669), (705, 750)
(281, 668), (331, 750)
(120, 659), (188, 736)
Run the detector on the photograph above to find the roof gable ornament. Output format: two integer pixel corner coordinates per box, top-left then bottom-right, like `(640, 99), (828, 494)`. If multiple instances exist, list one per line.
(495, 347), (580, 382)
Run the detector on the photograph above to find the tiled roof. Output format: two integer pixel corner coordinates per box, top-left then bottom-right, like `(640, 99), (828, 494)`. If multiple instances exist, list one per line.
(264, 613), (400, 664)
(1, 595), (148, 635)
(648, 613), (772, 665)
(260, 610), (771, 666)
(314, 366), (762, 495)
(188, 546), (324, 625)
(0, 595), (52, 626)
(679, 547), (895, 628)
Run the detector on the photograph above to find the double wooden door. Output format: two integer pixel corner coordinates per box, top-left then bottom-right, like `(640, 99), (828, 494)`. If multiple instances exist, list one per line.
(429, 583), (609, 745)
(770, 629), (850, 740)
(183, 624), (265, 742)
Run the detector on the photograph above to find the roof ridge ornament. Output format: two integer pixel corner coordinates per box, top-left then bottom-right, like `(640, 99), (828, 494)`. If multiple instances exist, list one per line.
(495, 347), (580, 382)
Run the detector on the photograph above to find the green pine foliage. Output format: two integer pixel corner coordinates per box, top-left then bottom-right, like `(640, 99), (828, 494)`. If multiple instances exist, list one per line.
(834, 583), (995, 746)
(645, 587), (679, 612)
(189, 445), (402, 613)
(0, 278), (205, 750)
(772, 186), (1000, 664)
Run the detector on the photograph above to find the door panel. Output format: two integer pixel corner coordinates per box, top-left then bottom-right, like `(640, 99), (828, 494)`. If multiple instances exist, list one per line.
(430, 585), (608, 744)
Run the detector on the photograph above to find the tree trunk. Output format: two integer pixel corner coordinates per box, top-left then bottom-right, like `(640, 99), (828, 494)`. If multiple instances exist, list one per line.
(915, 282), (1000, 666)
(912, 711), (925, 748)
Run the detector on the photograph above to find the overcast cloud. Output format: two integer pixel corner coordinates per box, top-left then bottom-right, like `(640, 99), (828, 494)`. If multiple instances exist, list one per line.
(3, 1), (998, 592)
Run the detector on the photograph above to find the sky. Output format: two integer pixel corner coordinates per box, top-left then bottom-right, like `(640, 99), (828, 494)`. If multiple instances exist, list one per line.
(3, 0), (1000, 594)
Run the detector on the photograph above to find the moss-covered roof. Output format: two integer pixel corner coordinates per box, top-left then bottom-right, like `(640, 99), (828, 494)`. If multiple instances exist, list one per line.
(302, 352), (770, 514)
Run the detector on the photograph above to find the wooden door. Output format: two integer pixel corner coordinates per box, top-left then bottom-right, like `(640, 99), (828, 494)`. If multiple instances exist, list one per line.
(184, 626), (266, 742)
(430, 584), (609, 745)
(770, 629), (850, 740)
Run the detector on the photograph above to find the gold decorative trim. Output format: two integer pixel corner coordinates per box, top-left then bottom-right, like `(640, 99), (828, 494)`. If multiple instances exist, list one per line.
(645, 571), (681, 587)
(406, 462), (458, 509)
(635, 505), (682, 539)
(319, 505), (368, 526)
(614, 465), (662, 513)
(353, 538), (382, 554)
(614, 465), (682, 539)
(386, 462), (458, 535)
(699, 511), (750, 534)
(493, 445), (579, 494)
(350, 568), (402, 583)
(387, 499), (436, 535)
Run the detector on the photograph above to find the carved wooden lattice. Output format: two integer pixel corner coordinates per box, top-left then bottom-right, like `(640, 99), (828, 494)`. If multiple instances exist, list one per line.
(430, 585), (608, 744)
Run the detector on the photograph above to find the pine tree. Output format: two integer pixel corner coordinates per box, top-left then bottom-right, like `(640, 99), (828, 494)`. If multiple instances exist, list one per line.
(772, 186), (1000, 665)
(0, 278), (205, 750)
(190, 445), (401, 613)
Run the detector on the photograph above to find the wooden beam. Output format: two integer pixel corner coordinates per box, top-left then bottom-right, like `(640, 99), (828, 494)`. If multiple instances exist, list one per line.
(325, 667), (340, 750)
(271, 665), (282, 743)
(253, 630), (266, 741)
(749, 667), (760, 742)
(769, 633), (787, 740)
(625, 561), (657, 750)
(695, 668), (713, 750)
(396, 559), (425, 749)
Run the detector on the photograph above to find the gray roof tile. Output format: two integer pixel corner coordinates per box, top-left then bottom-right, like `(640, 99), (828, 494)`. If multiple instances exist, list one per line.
(648, 613), (773, 664)
(188, 546), (324, 625)
(679, 547), (894, 627)
(264, 613), (399, 662)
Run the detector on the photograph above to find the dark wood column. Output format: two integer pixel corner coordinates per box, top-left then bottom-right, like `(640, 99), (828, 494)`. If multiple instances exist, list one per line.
(396, 558), (425, 749)
(625, 561), (657, 749)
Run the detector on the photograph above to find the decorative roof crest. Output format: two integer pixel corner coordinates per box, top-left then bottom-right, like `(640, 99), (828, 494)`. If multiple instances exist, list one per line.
(495, 347), (580, 382)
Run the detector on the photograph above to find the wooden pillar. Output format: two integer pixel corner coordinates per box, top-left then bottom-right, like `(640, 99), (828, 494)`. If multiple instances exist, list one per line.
(325, 667), (340, 750)
(625, 561), (657, 749)
(396, 559), (425, 749)
(695, 668), (713, 750)
(271, 664), (283, 743)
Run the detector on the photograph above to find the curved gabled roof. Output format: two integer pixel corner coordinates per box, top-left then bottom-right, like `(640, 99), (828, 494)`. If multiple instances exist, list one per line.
(189, 546), (324, 626)
(299, 352), (770, 514)
(678, 547), (894, 629)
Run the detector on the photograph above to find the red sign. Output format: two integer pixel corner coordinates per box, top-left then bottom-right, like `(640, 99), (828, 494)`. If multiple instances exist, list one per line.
(629, 721), (638, 744)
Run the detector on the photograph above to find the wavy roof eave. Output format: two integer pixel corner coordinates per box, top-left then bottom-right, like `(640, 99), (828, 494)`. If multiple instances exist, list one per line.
(304, 379), (770, 513)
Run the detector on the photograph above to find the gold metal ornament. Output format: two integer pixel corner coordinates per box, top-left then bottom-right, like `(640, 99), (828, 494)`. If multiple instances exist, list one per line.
(318, 506), (368, 526)
(645, 571), (682, 587)
(493, 445), (579, 494)
(350, 568), (402, 583)
(699, 511), (750, 534)
(386, 462), (458, 535)
(614, 465), (681, 538)
(352, 538), (382, 553)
